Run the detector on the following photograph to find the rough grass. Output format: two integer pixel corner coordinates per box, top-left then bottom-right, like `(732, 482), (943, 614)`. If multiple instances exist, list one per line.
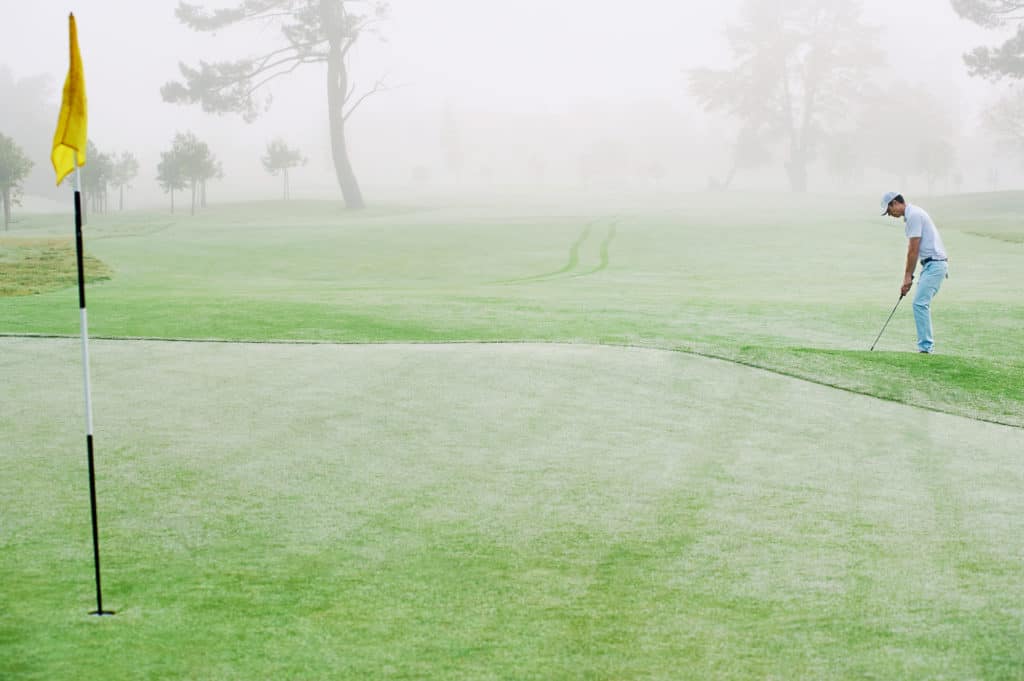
(0, 237), (112, 297)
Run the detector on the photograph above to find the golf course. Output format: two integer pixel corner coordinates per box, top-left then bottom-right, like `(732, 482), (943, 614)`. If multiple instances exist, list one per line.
(2, 193), (1023, 679)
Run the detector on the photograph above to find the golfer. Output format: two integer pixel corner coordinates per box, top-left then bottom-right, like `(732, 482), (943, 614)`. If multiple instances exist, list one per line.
(880, 192), (948, 353)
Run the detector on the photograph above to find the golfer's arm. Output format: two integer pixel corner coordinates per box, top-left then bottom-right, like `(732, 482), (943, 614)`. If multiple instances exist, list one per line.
(905, 237), (921, 279)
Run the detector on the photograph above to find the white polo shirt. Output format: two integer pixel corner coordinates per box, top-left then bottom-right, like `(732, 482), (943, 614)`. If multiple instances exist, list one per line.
(904, 203), (947, 262)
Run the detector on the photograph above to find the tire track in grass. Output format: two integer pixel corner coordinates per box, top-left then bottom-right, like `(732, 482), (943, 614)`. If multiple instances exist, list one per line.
(570, 221), (617, 278)
(498, 217), (617, 284)
(497, 222), (594, 284)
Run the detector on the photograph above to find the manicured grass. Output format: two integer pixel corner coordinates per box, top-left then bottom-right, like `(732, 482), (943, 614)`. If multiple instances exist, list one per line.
(3, 338), (1023, 680)
(2, 193), (1023, 679)
(699, 345), (1024, 427)
(1, 193), (1021, 424)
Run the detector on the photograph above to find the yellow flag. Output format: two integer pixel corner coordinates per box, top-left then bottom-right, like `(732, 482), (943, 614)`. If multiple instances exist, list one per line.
(52, 13), (88, 185)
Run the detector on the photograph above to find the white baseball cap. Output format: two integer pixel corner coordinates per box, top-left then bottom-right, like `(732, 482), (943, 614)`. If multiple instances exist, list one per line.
(880, 191), (901, 215)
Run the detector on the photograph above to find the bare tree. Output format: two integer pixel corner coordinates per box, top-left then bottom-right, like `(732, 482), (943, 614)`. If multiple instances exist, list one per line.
(111, 152), (139, 211)
(0, 67), (56, 200)
(440, 104), (464, 183)
(262, 138), (307, 199)
(856, 82), (959, 191)
(177, 132), (221, 215)
(718, 125), (774, 190)
(689, 0), (882, 192)
(953, 0), (1024, 80)
(0, 132), (33, 230)
(980, 88), (1024, 180)
(157, 146), (187, 214)
(916, 140), (957, 194)
(80, 140), (113, 219)
(161, 1), (391, 210)
(156, 132), (221, 215)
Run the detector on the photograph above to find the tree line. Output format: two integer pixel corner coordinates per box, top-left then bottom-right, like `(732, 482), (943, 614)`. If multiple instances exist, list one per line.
(3, 0), (1024, 227)
(688, 0), (1024, 193)
(0, 131), (305, 229)
(159, 0), (1024, 197)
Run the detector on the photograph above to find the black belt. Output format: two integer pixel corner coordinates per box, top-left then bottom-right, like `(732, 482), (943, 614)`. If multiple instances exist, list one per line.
(921, 258), (947, 265)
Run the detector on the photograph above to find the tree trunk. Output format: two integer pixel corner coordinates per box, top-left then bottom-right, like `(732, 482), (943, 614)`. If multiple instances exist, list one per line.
(201, 180), (207, 208)
(171, 189), (175, 214)
(119, 185), (124, 211)
(786, 146), (808, 193)
(721, 162), (737, 191)
(2, 187), (9, 231)
(190, 180), (197, 216)
(323, 2), (365, 210)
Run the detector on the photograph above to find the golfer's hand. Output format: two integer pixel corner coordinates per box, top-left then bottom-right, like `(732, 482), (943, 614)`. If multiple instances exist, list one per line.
(900, 275), (913, 298)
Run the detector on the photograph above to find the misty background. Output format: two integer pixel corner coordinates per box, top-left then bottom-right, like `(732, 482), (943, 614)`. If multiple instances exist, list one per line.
(1, 0), (1019, 211)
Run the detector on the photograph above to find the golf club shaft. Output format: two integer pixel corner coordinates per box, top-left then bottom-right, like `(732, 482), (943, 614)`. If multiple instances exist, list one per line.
(870, 294), (905, 351)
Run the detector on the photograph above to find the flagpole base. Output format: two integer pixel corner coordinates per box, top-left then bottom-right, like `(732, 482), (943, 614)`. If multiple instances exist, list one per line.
(89, 610), (115, 617)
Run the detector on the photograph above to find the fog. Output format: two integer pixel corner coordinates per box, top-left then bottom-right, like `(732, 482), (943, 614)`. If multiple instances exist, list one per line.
(0, 0), (1016, 210)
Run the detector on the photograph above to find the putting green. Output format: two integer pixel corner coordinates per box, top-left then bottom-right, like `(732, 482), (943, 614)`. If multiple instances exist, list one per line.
(3, 337), (1022, 680)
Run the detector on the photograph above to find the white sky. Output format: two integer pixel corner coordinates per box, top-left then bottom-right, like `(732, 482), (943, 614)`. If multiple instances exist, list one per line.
(2, 2), (738, 135)
(0, 0), (1011, 198)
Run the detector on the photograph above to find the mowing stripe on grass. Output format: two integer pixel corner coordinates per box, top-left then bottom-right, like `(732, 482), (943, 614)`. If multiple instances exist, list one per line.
(4, 337), (1023, 680)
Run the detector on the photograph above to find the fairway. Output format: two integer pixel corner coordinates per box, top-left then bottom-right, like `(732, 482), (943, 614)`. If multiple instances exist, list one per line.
(2, 194), (1023, 680)
(3, 336), (1023, 680)
(2, 195), (1023, 426)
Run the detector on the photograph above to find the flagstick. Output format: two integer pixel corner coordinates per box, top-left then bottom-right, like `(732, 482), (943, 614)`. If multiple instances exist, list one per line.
(74, 166), (113, 617)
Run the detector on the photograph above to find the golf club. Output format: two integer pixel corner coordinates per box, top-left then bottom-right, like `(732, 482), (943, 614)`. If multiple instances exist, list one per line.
(870, 292), (906, 351)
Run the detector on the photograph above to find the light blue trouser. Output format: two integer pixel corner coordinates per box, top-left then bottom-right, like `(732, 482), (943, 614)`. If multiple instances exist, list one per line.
(913, 260), (948, 352)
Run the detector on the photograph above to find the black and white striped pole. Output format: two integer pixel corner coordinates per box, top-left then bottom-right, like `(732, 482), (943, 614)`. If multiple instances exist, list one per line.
(73, 165), (113, 617)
